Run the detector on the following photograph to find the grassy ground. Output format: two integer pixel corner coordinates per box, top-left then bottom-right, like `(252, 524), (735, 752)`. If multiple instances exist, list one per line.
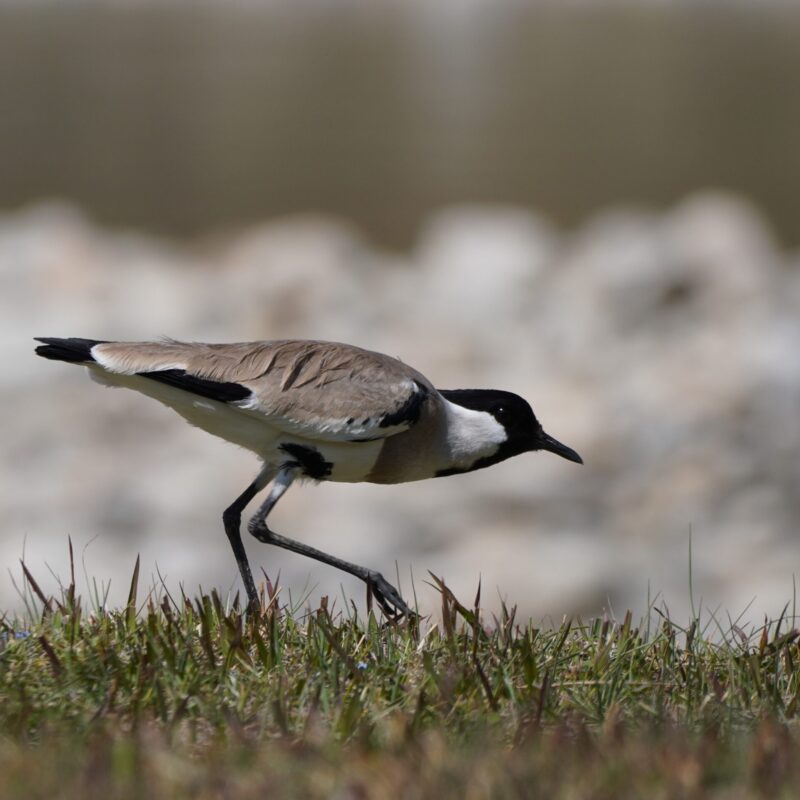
(2, 557), (800, 798)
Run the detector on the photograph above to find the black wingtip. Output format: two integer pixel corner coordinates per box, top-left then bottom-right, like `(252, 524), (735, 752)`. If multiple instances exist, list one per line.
(34, 337), (106, 363)
(138, 369), (253, 403)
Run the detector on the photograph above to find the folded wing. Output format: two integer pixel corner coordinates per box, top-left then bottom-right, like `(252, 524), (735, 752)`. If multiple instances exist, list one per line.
(89, 338), (434, 442)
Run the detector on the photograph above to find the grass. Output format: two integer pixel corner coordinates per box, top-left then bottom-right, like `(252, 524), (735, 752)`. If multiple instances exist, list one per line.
(2, 552), (800, 798)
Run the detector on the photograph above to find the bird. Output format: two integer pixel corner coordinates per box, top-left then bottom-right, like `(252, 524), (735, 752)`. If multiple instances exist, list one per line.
(35, 336), (582, 618)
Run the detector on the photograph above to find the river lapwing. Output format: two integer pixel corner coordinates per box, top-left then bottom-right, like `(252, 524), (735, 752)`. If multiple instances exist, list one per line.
(35, 337), (582, 617)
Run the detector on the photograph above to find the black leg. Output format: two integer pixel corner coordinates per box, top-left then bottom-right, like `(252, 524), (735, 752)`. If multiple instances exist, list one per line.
(247, 466), (413, 619)
(222, 470), (272, 611)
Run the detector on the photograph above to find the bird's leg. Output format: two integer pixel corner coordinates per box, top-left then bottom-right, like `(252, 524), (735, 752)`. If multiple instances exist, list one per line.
(248, 466), (413, 620)
(222, 467), (274, 612)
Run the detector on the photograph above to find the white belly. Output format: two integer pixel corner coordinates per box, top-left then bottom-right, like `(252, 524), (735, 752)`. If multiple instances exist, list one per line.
(289, 437), (384, 483)
(89, 367), (384, 482)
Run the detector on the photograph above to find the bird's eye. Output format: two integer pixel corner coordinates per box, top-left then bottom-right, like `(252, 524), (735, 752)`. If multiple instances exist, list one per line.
(496, 406), (506, 418)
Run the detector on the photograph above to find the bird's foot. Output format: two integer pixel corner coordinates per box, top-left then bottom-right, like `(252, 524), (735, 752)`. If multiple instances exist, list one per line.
(366, 570), (414, 621)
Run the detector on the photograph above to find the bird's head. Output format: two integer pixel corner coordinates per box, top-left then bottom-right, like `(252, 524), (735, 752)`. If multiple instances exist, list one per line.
(440, 389), (583, 465)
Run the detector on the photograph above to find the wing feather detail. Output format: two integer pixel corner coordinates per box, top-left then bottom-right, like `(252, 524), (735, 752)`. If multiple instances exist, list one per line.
(91, 339), (435, 442)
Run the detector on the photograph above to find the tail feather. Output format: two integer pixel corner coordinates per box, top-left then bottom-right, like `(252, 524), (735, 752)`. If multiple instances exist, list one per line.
(34, 337), (107, 363)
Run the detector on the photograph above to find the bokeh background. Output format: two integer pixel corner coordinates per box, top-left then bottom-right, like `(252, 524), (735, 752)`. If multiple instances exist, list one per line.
(2, 0), (799, 624)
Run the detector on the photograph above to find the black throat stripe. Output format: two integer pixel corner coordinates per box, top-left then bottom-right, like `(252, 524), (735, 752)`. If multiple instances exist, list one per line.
(435, 447), (514, 479)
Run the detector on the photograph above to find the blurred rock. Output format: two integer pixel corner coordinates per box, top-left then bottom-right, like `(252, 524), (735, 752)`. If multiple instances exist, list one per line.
(2, 194), (798, 625)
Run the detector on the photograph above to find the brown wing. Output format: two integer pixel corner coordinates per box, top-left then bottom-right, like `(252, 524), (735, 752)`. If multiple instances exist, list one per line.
(92, 339), (435, 442)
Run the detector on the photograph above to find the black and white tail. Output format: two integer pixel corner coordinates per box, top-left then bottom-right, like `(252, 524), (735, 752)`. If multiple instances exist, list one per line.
(35, 336), (252, 403)
(34, 337), (106, 364)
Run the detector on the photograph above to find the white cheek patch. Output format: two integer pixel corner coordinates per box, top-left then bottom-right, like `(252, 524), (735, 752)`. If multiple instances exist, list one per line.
(443, 399), (507, 463)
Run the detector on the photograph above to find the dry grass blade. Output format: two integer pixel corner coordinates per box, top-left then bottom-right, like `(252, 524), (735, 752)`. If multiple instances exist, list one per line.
(474, 656), (499, 712)
(20, 560), (53, 614)
(125, 555), (140, 631)
(37, 635), (62, 677)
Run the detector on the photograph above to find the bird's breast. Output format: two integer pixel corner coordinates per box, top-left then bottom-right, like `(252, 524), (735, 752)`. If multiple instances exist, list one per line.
(364, 408), (450, 484)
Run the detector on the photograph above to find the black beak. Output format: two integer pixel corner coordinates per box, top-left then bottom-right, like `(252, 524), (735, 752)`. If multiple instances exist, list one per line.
(537, 430), (583, 464)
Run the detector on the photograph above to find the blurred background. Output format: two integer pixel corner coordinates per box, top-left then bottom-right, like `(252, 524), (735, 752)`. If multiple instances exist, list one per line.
(2, 0), (799, 625)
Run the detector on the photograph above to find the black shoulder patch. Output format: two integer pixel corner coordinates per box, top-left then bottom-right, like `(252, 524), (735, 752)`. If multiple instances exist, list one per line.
(138, 369), (252, 403)
(279, 443), (333, 480)
(379, 383), (428, 428)
(35, 337), (107, 363)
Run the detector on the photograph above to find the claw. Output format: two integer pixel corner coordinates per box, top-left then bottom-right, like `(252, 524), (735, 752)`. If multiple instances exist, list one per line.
(366, 571), (414, 620)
